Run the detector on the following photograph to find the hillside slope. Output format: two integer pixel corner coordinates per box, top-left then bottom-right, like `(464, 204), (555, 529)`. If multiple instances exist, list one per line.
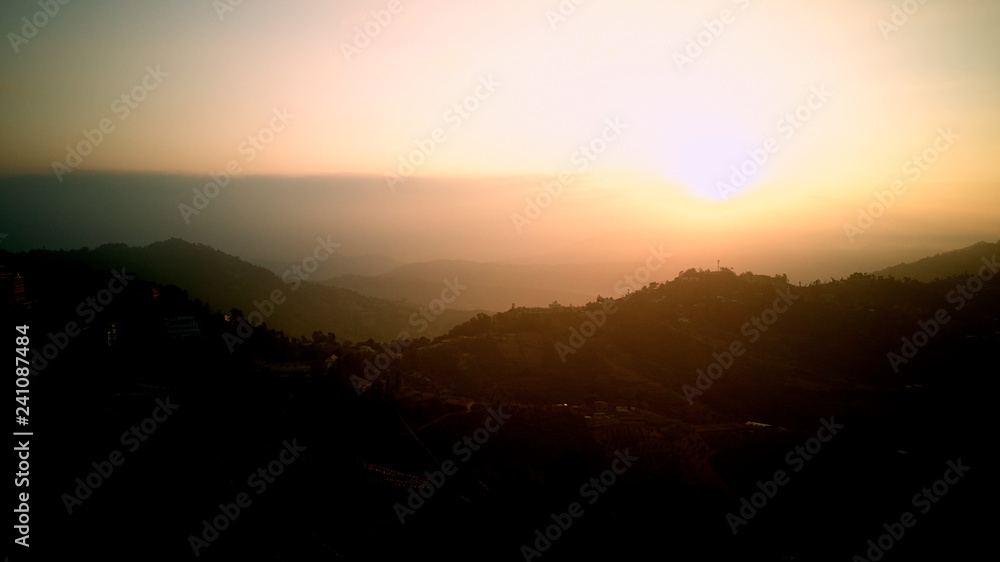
(873, 240), (999, 281)
(24, 239), (481, 341)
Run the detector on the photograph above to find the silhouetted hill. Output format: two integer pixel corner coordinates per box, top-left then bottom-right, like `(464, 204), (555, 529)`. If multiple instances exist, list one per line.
(405, 266), (998, 429)
(325, 265), (995, 560)
(21, 239), (481, 341)
(872, 240), (1000, 281)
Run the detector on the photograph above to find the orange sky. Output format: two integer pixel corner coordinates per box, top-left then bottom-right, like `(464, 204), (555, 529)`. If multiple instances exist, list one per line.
(1, 0), (998, 270)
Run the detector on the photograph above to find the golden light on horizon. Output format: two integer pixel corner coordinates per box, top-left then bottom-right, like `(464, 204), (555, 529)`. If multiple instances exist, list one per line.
(0, 0), (998, 272)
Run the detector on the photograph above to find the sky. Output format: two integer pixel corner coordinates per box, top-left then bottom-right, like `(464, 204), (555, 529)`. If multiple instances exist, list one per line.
(1, 0), (998, 275)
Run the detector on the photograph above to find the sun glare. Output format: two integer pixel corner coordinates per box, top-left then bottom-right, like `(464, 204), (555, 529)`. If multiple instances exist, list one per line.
(664, 128), (760, 202)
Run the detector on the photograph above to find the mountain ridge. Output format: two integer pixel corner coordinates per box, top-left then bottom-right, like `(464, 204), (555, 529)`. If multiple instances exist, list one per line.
(20, 238), (483, 342)
(873, 239), (999, 281)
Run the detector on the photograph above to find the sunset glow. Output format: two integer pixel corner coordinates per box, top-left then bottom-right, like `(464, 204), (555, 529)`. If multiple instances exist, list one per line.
(1, 0), (998, 272)
(3, 3), (997, 560)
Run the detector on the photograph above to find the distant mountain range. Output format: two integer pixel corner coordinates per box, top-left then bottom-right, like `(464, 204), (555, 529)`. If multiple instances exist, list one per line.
(322, 259), (663, 312)
(320, 240), (1000, 312)
(254, 252), (403, 280)
(7, 237), (996, 342)
(6, 172), (995, 287)
(21, 239), (483, 342)
(873, 240), (999, 281)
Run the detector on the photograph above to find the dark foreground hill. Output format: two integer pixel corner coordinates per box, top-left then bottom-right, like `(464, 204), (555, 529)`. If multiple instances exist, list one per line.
(413, 266), (999, 423)
(365, 266), (996, 560)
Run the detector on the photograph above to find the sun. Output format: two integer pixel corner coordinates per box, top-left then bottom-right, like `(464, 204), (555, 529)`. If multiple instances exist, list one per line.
(665, 130), (755, 202)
